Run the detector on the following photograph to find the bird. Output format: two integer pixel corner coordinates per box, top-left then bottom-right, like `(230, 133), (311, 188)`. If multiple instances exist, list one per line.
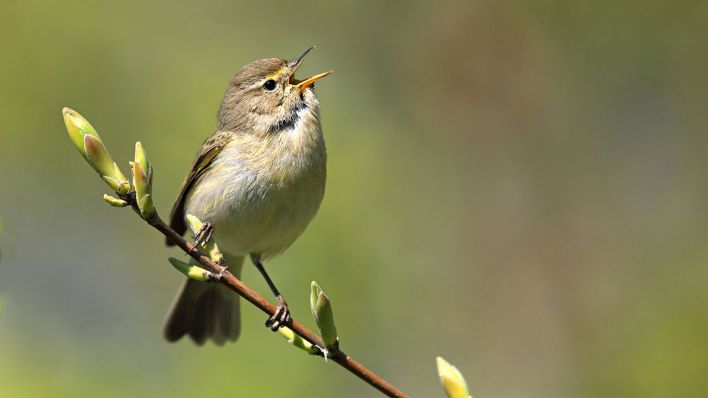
(163, 46), (332, 345)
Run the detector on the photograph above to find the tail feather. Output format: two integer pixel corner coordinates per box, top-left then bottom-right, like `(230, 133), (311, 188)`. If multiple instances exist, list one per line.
(163, 255), (244, 345)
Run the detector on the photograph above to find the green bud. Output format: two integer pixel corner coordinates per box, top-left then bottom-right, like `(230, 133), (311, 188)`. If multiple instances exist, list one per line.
(132, 142), (155, 220)
(310, 281), (338, 351)
(103, 194), (128, 207)
(62, 107), (130, 194)
(436, 357), (472, 398)
(168, 257), (215, 282)
(134, 142), (150, 175)
(278, 327), (321, 355)
(83, 135), (118, 181)
(138, 194), (153, 216)
(62, 107), (101, 156)
(101, 176), (120, 192)
(186, 213), (204, 233)
(114, 164), (131, 195)
(186, 213), (223, 263)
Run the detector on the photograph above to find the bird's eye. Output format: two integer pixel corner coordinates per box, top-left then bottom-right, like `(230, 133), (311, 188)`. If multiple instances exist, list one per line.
(263, 79), (277, 91)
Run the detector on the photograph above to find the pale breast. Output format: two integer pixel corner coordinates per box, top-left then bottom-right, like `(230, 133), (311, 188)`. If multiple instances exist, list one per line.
(184, 115), (326, 259)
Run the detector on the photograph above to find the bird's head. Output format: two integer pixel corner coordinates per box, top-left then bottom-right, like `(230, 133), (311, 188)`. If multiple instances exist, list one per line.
(217, 46), (332, 134)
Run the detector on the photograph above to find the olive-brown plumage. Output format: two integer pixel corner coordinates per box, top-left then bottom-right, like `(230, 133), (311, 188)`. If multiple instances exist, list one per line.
(164, 48), (331, 345)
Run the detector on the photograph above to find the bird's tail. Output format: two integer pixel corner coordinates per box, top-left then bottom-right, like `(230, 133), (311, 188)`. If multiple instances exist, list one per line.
(163, 254), (244, 345)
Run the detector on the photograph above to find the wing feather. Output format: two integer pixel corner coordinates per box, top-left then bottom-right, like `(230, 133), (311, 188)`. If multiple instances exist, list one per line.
(165, 131), (232, 246)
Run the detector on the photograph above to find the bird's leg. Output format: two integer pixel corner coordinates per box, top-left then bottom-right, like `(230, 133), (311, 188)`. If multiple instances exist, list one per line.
(251, 253), (291, 331)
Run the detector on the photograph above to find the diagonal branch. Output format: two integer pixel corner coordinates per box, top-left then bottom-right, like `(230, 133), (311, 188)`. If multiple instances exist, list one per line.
(61, 107), (411, 397)
(150, 214), (411, 398)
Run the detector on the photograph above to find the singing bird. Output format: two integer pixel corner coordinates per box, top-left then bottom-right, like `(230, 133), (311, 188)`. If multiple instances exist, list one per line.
(163, 47), (332, 345)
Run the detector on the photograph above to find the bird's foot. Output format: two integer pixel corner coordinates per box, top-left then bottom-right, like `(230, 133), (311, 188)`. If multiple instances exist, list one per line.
(265, 297), (291, 331)
(193, 222), (214, 248)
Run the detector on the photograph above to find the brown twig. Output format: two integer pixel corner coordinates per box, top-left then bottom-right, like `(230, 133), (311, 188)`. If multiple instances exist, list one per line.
(62, 106), (411, 397)
(148, 214), (411, 398)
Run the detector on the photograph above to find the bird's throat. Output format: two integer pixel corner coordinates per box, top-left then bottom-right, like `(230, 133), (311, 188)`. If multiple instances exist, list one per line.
(267, 101), (308, 133)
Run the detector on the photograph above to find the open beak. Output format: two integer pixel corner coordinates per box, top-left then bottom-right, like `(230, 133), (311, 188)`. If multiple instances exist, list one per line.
(288, 46), (333, 92)
(294, 70), (333, 91)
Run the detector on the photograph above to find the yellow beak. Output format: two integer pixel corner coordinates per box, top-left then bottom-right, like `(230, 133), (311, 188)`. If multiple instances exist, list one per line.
(288, 46), (333, 92)
(295, 70), (333, 91)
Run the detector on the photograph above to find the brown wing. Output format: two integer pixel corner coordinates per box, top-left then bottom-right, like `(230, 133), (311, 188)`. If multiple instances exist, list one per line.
(165, 131), (232, 246)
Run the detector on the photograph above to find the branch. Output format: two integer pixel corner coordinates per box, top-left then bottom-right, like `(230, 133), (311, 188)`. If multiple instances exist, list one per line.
(62, 107), (411, 398)
(153, 215), (410, 397)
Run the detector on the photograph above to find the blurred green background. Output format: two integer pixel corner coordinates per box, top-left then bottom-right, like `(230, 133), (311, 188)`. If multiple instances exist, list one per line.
(1, 0), (707, 397)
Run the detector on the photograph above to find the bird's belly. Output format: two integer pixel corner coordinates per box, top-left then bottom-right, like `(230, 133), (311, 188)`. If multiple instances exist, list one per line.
(219, 183), (323, 258)
(184, 165), (325, 259)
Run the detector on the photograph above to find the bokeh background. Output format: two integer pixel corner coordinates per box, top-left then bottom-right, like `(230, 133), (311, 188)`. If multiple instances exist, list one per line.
(1, 0), (707, 397)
